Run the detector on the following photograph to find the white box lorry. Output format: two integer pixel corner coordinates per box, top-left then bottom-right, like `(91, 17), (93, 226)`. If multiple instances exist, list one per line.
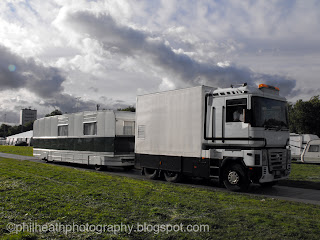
(135, 84), (291, 191)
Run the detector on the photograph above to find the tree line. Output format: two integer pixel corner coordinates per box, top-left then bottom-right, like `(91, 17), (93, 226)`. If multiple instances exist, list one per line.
(288, 96), (320, 137)
(1, 98), (319, 138)
(0, 110), (63, 138)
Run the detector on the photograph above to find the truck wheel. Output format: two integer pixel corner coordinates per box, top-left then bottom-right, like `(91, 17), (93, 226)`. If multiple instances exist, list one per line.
(223, 164), (249, 192)
(144, 168), (159, 180)
(164, 171), (181, 183)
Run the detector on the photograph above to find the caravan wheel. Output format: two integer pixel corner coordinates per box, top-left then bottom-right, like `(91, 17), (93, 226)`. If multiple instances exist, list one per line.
(164, 171), (181, 183)
(144, 168), (159, 180)
(94, 165), (103, 171)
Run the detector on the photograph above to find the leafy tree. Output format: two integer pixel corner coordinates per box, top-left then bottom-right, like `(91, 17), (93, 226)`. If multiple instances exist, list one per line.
(45, 109), (63, 117)
(288, 96), (320, 137)
(23, 120), (35, 131)
(0, 121), (35, 138)
(0, 124), (11, 138)
(117, 106), (136, 112)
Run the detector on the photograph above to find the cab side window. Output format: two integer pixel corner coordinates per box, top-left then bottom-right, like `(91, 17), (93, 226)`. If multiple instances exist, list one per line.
(226, 98), (247, 122)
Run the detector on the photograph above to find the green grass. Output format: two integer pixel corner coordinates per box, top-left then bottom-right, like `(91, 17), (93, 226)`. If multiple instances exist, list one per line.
(0, 146), (33, 156)
(0, 145), (318, 190)
(0, 146), (319, 184)
(0, 158), (320, 239)
(288, 163), (320, 182)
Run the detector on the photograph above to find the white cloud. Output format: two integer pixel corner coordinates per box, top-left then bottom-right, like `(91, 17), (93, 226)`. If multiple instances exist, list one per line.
(0, 0), (320, 123)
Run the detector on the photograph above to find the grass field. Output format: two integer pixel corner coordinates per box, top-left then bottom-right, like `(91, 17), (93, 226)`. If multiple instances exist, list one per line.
(0, 146), (33, 156)
(0, 145), (319, 185)
(0, 158), (320, 239)
(289, 163), (320, 182)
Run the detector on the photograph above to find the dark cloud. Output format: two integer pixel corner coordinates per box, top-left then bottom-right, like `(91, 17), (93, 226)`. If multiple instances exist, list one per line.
(64, 10), (297, 96)
(0, 45), (130, 118)
(0, 110), (19, 125)
(0, 45), (65, 98)
(252, 72), (296, 97)
(38, 93), (130, 114)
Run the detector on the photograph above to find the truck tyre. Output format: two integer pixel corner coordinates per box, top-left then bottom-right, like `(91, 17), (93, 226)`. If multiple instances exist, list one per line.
(164, 171), (181, 183)
(144, 168), (159, 180)
(223, 164), (249, 192)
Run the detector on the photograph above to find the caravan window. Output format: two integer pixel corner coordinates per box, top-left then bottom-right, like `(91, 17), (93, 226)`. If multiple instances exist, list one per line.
(308, 145), (319, 152)
(84, 122), (97, 135)
(123, 121), (135, 135)
(58, 125), (68, 136)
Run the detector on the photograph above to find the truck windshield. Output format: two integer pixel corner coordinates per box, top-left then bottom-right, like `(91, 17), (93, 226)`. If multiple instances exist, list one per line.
(252, 97), (288, 129)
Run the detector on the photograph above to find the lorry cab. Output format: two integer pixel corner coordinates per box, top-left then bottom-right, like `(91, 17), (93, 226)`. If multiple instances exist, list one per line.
(203, 83), (291, 190)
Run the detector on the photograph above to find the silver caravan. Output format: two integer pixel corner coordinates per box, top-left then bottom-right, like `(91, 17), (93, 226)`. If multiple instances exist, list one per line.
(300, 139), (320, 164)
(33, 110), (135, 169)
(135, 84), (291, 191)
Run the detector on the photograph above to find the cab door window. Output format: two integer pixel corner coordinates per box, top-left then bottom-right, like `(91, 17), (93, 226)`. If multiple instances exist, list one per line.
(226, 98), (247, 122)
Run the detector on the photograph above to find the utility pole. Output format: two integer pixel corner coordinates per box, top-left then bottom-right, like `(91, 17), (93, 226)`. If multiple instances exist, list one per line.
(4, 113), (6, 138)
(75, 97), (81, 113)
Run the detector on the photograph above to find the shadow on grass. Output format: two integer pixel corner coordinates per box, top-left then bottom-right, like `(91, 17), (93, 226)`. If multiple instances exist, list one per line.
(45, 160), (320, 191)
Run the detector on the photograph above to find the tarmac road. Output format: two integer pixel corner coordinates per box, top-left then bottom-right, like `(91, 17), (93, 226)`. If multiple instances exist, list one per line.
(1, 152), (319, 205)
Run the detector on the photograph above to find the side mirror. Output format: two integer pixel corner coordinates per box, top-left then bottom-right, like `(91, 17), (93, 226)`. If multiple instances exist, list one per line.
(244, 109), (252, 124)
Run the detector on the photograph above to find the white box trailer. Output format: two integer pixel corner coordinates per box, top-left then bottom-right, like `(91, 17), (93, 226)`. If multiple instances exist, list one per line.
(33, 110), (135, 169)
(135, 85), (291, 191)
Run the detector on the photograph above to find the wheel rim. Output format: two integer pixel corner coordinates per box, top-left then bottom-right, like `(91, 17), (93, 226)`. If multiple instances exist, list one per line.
(228, 171), (240, 185)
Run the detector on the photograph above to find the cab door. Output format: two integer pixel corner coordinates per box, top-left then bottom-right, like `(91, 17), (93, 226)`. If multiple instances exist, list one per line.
(224, 97), (249, 145)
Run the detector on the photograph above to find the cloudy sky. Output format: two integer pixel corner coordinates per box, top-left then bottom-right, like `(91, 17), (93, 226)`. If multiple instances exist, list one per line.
(0, 0), (319, 124)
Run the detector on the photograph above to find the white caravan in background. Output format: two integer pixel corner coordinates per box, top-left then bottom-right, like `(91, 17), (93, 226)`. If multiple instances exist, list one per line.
(300, 139), (320, 164)
(33, 110), (135, 169)
(290, 133), (319, 160)
(135, 84), (291, 191)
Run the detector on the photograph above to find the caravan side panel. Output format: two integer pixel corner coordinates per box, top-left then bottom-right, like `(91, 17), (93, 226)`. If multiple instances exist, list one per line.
(33, 111), (135, 167)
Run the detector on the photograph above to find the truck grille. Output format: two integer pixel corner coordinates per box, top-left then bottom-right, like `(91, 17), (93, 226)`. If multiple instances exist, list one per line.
(269, 150), (287, 172)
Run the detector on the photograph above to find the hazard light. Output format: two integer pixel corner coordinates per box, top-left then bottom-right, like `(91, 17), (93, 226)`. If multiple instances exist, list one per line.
(259, 84), (279, 91)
